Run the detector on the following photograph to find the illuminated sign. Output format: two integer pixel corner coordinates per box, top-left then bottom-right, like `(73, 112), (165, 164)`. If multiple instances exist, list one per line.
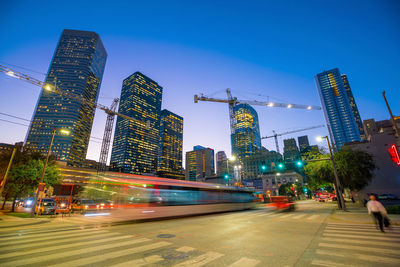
(388, 144), (400, 166)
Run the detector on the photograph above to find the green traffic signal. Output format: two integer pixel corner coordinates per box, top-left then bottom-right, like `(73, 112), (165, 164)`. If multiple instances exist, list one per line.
(296, 161), (303, 167)
(278, 163), (284, 169)
(224, 174), (229, 180)
(261, 165), (266, 171)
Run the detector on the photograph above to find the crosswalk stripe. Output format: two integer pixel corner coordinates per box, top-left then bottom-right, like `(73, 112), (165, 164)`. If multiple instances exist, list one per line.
(278, 214), (294, 219)
(328, 223), (400, 229)
(228, 257), (260, 267)
(324, 229), (400, 237)
(326, 226), (400, 234)
(319, 242), (399, 255)
(268, 213), (281, 217)
(255, 213), (271, 217)
(111, 255), (163, 267)
(323, 233), (400, 241)
(293, 214), (307, 219)
(51, 241), (170, 267)
(0, 235), (136, 259)
(176, 246), (196, 252)
(0, 227), (102, 241)
(307, 215), (320, 220)
(321, 237), (400, 248)
(2, 237), (150, 267)
(316, 249), (400, 265)
(5, 232), (118, 250)
(173, 251), (224, 267)
(312, 259), (356, 267)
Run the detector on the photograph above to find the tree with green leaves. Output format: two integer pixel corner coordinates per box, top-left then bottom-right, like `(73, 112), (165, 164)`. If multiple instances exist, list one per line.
(304, 147), (376, 193)
(0, 149), (61, 211)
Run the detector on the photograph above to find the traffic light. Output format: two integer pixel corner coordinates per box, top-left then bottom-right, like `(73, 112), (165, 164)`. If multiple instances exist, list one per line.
(277, 162), (285, 170)
(388, 144), (400, 166)
(224, 174), (229, 180)
(296, 160), (303, 167)
(261, 165), (266, 171)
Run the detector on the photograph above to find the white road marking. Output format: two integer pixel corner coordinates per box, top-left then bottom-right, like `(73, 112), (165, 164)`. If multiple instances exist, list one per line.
(51, 241), (170, 267)
(279, 213), (294, 219)
(293, 214), (307, 219)
(0, 235), (134, 259)
(321, 237), (400, 248)
(5, 232), (117, 250)
(173, 251), (224, 267)
(312, 259), (356, 267)
(0, 227), (102, 241)
(327, 223), (400, 229)
(111, 255), (163, 267)
(1, 237), (150, 266)
(319, 242), (399, 255)
(306, 214), (320, 220)
(323, 233), (400, 241)
(316, 249), (400, 265)
(324, 229), (400, 237)
(228, 257), (260, 267)
(176, 246), (196, 252)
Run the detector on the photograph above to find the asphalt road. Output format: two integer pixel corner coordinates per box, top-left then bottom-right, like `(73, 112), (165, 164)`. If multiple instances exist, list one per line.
(0, 201), (399, 267)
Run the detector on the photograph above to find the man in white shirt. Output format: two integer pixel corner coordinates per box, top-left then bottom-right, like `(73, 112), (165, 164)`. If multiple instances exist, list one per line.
(367, 195), (387, 232)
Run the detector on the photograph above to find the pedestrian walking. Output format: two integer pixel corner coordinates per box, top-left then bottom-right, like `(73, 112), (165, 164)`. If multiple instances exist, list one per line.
(367, 195), (387, 232)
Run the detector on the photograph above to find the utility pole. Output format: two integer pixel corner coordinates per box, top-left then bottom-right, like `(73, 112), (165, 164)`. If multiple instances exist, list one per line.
(382, 91), (400, 143)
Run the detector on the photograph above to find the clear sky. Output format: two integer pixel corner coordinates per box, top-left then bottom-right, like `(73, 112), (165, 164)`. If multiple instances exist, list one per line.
(0, 0), (399, 163)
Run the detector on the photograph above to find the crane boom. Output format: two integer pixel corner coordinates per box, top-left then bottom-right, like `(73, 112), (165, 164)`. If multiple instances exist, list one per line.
(261, 125), (325, 153)
(0, 64), (146, 126)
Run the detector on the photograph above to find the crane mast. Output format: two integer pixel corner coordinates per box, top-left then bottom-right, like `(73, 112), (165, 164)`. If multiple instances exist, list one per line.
(0, 64), (148, 170)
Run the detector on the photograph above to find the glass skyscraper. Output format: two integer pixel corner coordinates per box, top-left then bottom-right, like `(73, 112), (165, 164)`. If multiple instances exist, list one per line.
(231, 104), (261, 160)
(157, 109), (183, 179)
(341, 74), (365, 141)
(25, 29), (107, 166)
(315, 68), (361, 149)
(110, 72), (163, 174)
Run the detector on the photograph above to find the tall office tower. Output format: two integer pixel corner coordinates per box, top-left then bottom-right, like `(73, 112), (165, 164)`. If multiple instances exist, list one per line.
(283, 138), (300, 161)
(341, 74), (365, 141)
(25, 29), (107, 166)
(216, 151), (227, 176)
(298, 135), (310, 152)
(315, 68), (361, 149)
(231, 104), (261, 161)
(110, 72), (163, 174)
(185, 146), (215, 181)
(157, 109), (184, 179)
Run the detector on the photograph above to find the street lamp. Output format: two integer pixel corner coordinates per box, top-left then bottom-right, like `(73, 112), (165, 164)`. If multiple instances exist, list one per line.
(316, 136), (346, 211)
(226, 156), (236, 185)
(30, 128), (70, 217)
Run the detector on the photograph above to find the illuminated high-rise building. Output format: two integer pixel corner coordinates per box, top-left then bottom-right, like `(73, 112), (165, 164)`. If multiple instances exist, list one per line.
(341, 74), (365, 141)
(110, 72), (163, 174)
(315, 68), (361, 149)
(231, 104), (261, 161)
(25, 29), (107, 166)
(157, 109), (184, 179)
(185, 146), (215, 181)
(216, 151), (227, 177)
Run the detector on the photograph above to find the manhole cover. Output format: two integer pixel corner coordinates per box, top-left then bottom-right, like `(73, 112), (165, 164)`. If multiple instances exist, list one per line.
(157, 234), (175, 238)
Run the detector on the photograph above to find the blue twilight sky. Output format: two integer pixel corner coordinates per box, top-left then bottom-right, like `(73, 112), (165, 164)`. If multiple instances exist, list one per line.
(0, 0), (399, 163)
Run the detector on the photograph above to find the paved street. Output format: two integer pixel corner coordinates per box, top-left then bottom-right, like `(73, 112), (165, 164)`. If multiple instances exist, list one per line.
(0, 201), (399, 267)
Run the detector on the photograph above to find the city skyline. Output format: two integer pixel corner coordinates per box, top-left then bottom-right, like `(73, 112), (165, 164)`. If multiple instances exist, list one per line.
(1, 1), (399, 163)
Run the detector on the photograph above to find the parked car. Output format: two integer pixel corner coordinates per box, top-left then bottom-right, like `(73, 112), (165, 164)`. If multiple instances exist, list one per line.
(35, 198), (56, 215)
(71, 199), (97, 214)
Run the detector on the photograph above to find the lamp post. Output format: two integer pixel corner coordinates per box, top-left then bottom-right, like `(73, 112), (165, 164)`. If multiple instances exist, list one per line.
(30, 128), (70, 217)
(226, 156), (236, 185)
(317, 136), (346, 211)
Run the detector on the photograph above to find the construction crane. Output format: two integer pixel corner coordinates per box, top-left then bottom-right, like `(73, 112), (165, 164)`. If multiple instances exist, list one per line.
(194, 88), (322, 135)
(0, 64), (149, 171)
(261, 125), (325, 153)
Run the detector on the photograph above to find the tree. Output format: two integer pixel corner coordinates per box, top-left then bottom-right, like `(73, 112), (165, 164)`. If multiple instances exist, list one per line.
(304, 147), (376, 192)
(0, 149), (61, 211)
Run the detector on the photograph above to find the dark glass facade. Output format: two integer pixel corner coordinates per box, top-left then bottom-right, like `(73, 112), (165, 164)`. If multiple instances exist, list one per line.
(341, 74), (365, 141)
(157, 109), (184, 179)
(297, 135), (310, 152)
(283, 138), (300, 162)
(25, 29), (107, 166)
(110, 72), (163, 174)
(231, 104), (261, 161)
(315, 68), (361, 149)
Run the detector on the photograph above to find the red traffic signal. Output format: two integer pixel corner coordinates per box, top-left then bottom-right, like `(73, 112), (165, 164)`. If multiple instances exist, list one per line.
(388, 144), (400, 166)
